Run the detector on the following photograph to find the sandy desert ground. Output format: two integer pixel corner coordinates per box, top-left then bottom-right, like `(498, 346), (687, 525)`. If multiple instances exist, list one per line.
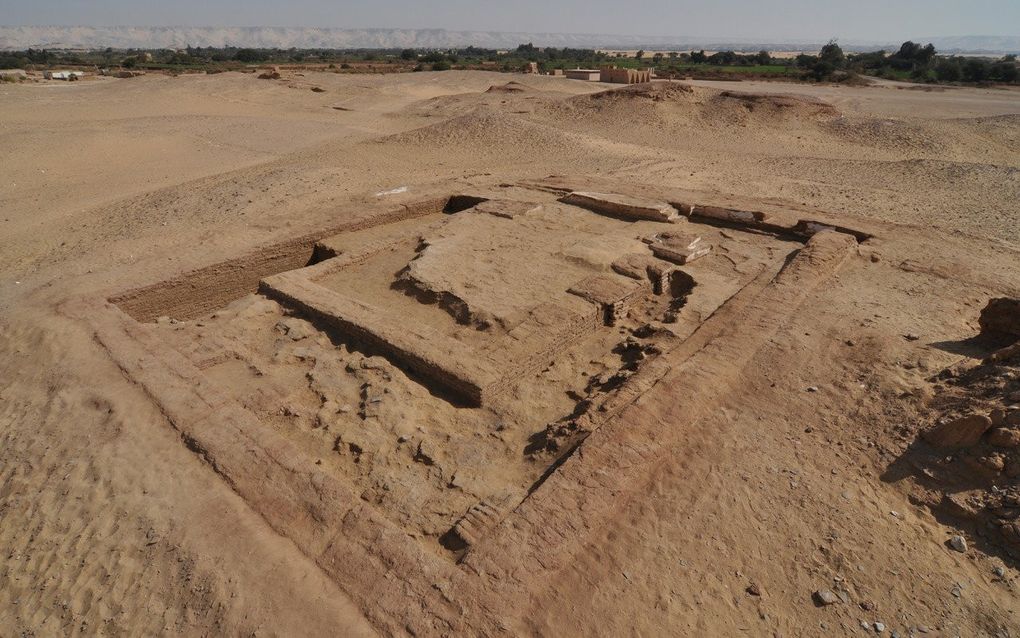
(1, 70), (1019, 636)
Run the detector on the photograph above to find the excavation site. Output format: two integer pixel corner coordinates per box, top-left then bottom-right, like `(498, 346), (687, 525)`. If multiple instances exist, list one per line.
(2, 66), (1019, 637)
(69, 181), (874, 632)
(101, 187), (816, 545)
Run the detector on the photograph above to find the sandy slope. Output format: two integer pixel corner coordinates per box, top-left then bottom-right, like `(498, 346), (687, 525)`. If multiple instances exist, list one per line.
(1, 70), (1019, 636)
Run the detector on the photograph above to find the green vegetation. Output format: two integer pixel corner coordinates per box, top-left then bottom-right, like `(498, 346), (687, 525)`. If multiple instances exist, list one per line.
(1, 40), (1016, 86)
(794, 40), (1019, 84)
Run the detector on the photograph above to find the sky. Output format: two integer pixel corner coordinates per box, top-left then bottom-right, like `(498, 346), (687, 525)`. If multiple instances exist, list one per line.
(1, 0), (1018, 41)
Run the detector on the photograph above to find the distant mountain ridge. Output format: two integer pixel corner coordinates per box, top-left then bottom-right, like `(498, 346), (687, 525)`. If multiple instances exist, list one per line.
(1, 26), (1018, 54)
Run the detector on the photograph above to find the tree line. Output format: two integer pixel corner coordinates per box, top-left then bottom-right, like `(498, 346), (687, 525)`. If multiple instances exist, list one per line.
(1, 40), (1016, 85)
(796, 40), (1018, 83)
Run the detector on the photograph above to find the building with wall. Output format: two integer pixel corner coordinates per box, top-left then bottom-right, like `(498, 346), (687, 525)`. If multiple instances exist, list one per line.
(600, 66), (653, 84)
(564, 69), (601, 81)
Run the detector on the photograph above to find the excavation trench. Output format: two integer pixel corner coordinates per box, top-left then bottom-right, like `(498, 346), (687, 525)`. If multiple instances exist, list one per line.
(110, 195), (485, 322)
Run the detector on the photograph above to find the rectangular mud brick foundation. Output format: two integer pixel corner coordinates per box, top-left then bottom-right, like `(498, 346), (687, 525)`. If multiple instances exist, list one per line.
(259, 270), (499, 406)
(560, 191), (680, 223)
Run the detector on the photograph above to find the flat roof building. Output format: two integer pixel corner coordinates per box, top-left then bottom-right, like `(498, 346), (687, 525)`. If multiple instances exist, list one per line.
(564, 69), (601, 81)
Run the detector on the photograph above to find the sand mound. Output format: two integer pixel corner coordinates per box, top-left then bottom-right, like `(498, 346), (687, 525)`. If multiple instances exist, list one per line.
(586, 82), (695, 103)
(540, 82), (698, 124)
(399, 92), (495, 119)
(825, 117), (942, 153)
(377, 108), (584, 155)
(534, 83), (841, 143)
(400, 83), (540, 120)
(485, 81), (531, 93)
(550, 83), (838, 126)
(825, 113), (1020, 159)
(712, 90), (840, 118)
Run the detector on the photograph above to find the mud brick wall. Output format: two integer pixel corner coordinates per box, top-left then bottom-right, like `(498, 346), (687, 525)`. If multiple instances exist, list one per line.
(483, 302), (603, 400)
(111, 198), (459, 322)
(259, 272), (497, 406)
(561, 192), (678, 223)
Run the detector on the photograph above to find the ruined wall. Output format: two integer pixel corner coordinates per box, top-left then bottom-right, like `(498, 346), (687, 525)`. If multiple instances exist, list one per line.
(259, 271), (497, 406)
(111, 197), (462, 322)
(484, 301), (603, 394)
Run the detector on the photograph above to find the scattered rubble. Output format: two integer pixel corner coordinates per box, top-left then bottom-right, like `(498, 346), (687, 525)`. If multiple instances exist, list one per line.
(905, 298), (1020, 558)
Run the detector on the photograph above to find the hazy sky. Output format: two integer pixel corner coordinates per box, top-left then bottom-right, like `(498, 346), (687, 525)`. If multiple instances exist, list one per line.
(2, 0), (1018, 41)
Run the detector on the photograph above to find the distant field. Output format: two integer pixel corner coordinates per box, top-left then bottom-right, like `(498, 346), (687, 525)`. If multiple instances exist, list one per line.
(669, 64), (800, 75)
